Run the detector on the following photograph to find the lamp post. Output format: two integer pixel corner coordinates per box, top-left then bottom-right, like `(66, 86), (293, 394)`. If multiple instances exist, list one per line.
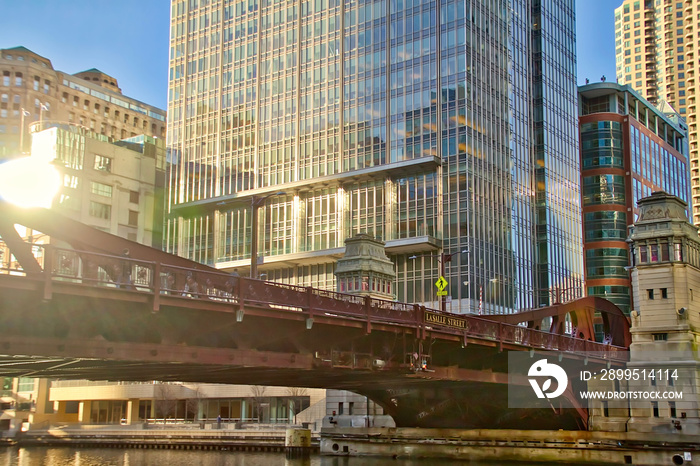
(528, 286), (584, 308)
(409, 249), (468, 313)
(19, 108), (30, 154)
(550, 286), (584, 304)
(250, 191), (285, 279)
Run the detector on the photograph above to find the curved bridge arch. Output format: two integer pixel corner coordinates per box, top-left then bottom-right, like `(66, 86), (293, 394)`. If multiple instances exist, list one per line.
(483, 296), (631, 348)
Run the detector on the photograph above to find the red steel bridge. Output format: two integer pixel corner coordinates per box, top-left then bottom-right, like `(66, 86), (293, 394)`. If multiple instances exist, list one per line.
(0, 202), (630, 429)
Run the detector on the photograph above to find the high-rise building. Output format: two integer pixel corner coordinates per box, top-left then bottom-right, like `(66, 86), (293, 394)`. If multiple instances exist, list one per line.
(0, 46), (167, 160)
(614, 0), (700, 224)
(166, 0), (584, 314)
(578, 82), (689, 323)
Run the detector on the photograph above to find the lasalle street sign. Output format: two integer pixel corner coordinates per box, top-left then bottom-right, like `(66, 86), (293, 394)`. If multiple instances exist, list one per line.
(424, 310), (468, 330)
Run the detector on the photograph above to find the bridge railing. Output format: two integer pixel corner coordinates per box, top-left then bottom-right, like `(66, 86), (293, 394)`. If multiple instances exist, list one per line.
(159, 264), (237, 302)
(51, 247), (156, 292)
(367, 298), (416, 324)
(420, 307), (627, 360)
(0, 239), (627, 360)
(0, 240), (44, 275)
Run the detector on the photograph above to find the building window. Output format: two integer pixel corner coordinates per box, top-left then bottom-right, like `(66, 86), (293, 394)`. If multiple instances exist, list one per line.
(94, 155), (112, 172)
(14, 73), (22, 87)
(338, 403), (344, 415)
(90, 181), (113, 198)
(669, 402), (677, 418)
(65, 401), (80, 414)
(89, 201), (111, 220)
(128, 210), (138, 226)
(652, 401), (659, 418)
(661, 288), (668, 298)
(17, 377), (34, 392)
(602, 400), (609, 417)
(653, 333), (668, 341)
(129, 190), (139, 204)
(647, 289), (654, 300)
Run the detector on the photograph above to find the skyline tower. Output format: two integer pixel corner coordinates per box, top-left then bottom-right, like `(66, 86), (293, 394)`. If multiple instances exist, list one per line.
(614, 0), (700, 224)
(166, 0), (584, 314)
(578, 82), (688, 327)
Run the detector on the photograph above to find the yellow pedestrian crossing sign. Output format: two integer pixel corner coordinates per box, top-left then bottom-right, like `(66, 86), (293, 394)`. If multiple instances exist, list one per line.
(435, 276), (448, 293)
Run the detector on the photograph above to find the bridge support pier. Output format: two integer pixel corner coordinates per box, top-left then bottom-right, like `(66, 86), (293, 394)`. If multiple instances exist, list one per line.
(285, 428), (311, 458)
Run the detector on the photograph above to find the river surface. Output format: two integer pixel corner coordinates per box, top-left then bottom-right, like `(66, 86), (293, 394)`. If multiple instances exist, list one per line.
(0, 446), (551, 465)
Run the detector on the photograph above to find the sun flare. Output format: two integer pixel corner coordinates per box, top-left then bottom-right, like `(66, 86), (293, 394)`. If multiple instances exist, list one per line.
(0, 157), (61, 209)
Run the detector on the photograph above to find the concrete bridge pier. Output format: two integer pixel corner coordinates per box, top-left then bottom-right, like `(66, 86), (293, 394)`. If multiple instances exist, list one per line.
(285, 428), (312, 458)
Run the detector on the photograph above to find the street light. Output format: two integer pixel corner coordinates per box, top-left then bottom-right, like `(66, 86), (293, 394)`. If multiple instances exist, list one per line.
(549, 286), (584, 304)
(527, 286), (584, 308)
(409, 249), (468, 312)
(250, 191), (285, 279)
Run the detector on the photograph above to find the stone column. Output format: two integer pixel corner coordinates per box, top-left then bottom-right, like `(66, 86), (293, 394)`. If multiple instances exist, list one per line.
(126, 399), (139, 425)
(78, 401), (92, 424)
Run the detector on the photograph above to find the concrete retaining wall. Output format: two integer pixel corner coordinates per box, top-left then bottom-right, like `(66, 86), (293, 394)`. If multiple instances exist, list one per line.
(320, 428), (700, 465)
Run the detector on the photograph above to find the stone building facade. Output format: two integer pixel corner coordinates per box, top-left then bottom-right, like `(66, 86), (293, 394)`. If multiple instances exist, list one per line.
(590, 192), (699, 434)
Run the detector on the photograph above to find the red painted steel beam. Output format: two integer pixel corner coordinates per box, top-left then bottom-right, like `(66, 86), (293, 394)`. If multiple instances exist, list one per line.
(0, 217), (43, 273)
(0, 201), (219, 271)
(482, 296), (631, 347)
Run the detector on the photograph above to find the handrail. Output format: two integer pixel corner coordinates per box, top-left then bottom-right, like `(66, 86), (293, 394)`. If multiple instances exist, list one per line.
(0, 240), (628, 361)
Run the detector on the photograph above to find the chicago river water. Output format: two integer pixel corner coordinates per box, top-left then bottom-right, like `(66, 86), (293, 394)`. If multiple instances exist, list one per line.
(0, 446), (549, 465)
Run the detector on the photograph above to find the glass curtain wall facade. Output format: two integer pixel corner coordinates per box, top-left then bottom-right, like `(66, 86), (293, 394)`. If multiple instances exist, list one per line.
(166, 0), (584, 314)
(579, 82), (689, 320)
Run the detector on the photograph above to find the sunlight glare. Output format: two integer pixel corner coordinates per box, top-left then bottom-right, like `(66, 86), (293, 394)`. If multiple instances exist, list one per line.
(0, 157), (61, 208)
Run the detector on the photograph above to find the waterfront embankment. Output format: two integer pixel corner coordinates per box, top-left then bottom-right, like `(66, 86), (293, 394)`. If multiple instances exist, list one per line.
(10, 425), (700, 464)
(321, 427), (700, 465)
(12, 424), (319, 453)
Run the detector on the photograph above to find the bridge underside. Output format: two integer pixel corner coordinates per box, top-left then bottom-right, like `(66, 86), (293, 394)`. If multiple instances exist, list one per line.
(0, 278), (595, 430)
(0, 351), (584, 430)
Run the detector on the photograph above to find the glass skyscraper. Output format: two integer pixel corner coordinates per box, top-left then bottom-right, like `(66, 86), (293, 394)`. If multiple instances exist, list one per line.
(166, 0), (584, 314)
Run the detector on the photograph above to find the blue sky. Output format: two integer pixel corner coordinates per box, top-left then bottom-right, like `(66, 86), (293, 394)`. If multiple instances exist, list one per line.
(0, 0), (171, 109)
(576, 0), (619, 86)
(0, 0), (618, 111)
